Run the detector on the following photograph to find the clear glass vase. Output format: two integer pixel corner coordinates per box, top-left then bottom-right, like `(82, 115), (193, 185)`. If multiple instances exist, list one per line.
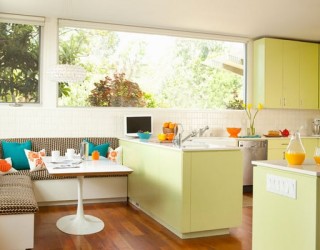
(285, 131), (306, 165)
(247, 126), (255, 136)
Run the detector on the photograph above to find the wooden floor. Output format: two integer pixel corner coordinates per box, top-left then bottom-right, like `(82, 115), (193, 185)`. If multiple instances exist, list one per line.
(34, 194), (252, 250)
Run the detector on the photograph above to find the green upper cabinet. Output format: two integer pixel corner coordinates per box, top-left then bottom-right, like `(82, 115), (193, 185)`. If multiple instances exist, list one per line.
(300, 42), (319, 109)
(253, 38), (319, 109)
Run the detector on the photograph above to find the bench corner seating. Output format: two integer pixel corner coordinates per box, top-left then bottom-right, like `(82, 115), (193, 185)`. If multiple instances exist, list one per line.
(0, 137), (125, 250)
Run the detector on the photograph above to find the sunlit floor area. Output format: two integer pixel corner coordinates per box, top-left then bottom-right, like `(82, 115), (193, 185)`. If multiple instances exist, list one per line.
(34, 193), (253, 250)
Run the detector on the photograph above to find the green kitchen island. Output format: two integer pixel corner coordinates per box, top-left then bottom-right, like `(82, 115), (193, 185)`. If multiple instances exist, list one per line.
(252, 159), (320, 250)
(120, 138), (243, 239)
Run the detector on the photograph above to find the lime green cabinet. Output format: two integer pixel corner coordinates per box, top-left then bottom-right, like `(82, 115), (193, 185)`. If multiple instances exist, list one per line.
(267, 138), (290, 160)
(253, 38), (319, 109)
(300, 42), (319, 109)
(120, 140), (243, 238)
(267, 138), (317, 160)
(253, 166), (320, 250)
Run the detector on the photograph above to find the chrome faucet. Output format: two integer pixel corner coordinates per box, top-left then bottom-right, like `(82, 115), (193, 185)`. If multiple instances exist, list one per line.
(173, 123), (184, 147)
(198, 126), (209, 137)
(182, 130), (198, 143)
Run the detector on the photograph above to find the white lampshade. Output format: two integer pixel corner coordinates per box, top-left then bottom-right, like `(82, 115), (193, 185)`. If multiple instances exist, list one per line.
(48, 64), (86, 82)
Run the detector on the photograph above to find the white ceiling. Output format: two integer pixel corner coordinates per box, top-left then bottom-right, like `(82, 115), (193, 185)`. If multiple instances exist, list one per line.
(1, 0), (320, 42)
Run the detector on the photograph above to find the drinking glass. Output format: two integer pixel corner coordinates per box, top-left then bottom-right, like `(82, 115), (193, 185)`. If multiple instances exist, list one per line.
(314, 147), (320, 165)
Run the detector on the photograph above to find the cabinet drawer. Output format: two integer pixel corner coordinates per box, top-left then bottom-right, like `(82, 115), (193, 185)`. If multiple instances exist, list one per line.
(267, 139), (290, 149)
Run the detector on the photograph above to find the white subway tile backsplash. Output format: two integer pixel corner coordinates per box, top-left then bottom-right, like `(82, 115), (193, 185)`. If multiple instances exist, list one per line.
(0, 107), (319, 138)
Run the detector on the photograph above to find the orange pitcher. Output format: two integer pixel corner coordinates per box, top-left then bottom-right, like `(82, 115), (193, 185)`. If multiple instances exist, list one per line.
(285, 131), (305, 165)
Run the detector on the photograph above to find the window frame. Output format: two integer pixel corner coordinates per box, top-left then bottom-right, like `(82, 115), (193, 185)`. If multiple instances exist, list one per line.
(0, 13), (44, 106)
(58, 19), (249, 109)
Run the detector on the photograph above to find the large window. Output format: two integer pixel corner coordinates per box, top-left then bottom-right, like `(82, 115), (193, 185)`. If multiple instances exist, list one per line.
(58, 21), (246, 109)
(0, 15), (42, 104)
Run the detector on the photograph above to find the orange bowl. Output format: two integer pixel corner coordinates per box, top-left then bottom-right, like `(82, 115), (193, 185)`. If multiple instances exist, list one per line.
(226, 127), (241, 138)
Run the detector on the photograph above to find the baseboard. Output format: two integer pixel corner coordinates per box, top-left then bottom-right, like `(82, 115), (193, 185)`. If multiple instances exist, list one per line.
(243, 185), (253, 193)
(37, 197), (127, 206)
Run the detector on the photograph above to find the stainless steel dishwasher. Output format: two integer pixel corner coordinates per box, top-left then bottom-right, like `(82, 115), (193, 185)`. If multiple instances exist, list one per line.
(238, 139), (268, 192)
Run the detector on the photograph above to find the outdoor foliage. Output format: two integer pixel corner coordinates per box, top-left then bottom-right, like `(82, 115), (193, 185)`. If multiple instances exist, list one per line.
(58, 27), (245, 108)
(0, 23), (40, 103)
(88, 73), (147, 107)
(158, 39), (243, 109)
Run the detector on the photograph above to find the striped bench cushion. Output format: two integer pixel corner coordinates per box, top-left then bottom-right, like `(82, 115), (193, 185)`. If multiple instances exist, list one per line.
(6, 169), (126, 181)
(0, 175), (38, 215)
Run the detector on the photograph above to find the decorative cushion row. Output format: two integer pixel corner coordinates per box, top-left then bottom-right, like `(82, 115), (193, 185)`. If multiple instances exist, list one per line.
(0, 175), (38, 215)
(0, 137), (119, 171)
(0, 137), (119, 160)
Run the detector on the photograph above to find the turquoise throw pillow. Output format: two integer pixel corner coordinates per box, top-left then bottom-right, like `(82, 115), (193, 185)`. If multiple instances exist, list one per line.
(2, 140), (32, 170)
(84, 139), (109, 157)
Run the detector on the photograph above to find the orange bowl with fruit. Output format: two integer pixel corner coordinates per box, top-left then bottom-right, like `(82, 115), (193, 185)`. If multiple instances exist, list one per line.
(163, 122), (176, 134)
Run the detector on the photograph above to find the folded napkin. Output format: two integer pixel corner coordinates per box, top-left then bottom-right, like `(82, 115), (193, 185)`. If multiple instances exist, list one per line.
(238, 135), (261, 138)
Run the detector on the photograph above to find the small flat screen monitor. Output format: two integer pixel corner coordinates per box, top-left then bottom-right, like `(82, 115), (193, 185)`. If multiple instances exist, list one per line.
(124, 115), (153, 137)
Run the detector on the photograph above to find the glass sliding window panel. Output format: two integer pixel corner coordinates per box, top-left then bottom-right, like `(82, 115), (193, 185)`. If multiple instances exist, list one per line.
(58, 24), (246, 109)
(0, 20), (41, 104)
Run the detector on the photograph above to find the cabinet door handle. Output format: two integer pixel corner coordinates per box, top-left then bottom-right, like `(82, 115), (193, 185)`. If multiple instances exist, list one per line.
(283, 97), (286, 107)
(281, 143), (289, 146)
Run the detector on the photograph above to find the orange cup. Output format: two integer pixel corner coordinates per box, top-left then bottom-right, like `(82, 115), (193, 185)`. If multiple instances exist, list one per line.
(92, 150), (100, 160)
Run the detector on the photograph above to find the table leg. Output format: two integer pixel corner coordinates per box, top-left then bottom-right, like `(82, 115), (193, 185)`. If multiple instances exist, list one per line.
(56, 176), (104, 235)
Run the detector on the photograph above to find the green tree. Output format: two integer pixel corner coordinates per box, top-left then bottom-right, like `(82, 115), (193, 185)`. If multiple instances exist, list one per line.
(58, 28), (120, 105)
(88, 73), (147, 107)
(158, 39), (243, 109)
(0, 23), (39, 103)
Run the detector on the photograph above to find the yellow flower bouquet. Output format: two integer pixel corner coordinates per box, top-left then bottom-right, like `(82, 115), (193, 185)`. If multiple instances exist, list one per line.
(243, 103), (263, 135)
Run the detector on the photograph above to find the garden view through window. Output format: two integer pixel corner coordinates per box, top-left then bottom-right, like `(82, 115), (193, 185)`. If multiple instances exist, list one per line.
(0, 22), (41, 104)
(59, 25), (246, 109)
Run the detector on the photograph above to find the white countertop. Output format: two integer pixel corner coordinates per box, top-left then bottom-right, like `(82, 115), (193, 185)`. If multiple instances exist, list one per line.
(43, 156), (133, 177)
(120, 138), (240, 151)
(252, 159), (320, 176)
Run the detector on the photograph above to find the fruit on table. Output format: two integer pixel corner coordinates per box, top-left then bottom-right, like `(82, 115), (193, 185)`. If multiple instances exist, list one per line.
(280, 129), (289, 137)
(166, 133), (174, 140)
(268, 130), (280, 136)
(158, 133), (167, 141)
(168, 122), (176, 129)
(163, 122), (170, 128)
(138, 130), (150, 134)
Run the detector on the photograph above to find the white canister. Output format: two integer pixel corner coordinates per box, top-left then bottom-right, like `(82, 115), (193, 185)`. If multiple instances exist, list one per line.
(51, 150), (60, 162)
(66, 148), (75, 160)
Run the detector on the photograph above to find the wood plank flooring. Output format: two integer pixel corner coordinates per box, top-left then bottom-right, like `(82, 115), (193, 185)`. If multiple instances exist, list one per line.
(34, 194), (252, 250)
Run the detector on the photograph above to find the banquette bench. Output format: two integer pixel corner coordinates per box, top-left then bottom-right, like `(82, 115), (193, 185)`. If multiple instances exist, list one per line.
(0, 137), (127, 250)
